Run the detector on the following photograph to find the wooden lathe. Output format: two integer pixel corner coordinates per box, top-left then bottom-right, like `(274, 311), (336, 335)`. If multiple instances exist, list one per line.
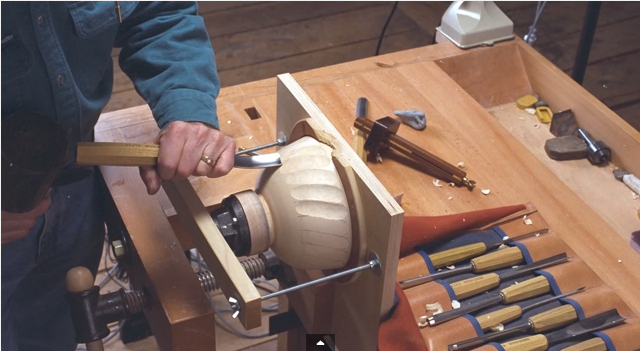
(81, 38), (639, 351)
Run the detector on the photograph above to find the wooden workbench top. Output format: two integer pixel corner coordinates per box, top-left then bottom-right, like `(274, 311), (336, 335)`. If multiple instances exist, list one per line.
(95, 38), (640, 349)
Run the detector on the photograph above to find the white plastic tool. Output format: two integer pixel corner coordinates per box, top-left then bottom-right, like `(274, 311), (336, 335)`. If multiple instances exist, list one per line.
(435, 1), (514, 49)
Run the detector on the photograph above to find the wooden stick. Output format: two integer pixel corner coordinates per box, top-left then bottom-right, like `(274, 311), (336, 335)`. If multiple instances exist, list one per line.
(77, 142), (158, 166)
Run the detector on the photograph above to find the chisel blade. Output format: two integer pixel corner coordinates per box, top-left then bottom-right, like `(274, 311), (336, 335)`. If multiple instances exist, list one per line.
(546, 309), (625, 345)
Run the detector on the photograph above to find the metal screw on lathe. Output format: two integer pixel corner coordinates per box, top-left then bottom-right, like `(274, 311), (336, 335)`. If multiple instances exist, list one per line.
(228, 297), (240, 319)
(235, 137), (287, 156)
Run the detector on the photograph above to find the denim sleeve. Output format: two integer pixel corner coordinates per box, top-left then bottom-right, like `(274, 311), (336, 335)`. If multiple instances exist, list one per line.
(114, 2), (220, 130)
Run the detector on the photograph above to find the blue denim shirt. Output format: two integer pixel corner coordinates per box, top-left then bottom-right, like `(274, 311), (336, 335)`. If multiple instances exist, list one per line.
(1, 1), (220, 163)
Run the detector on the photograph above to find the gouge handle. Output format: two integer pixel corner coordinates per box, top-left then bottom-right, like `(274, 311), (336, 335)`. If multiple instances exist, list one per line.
(477, 305), (523, 330)
(501, 276), (551, 304)
(560, 338), (607, 351)
(431, 242), (488, 269)
(451, 273), (501, 300)
(472, 246), (524, 273)
(501, 335), (548, 351)
(530, 304), (578, 333)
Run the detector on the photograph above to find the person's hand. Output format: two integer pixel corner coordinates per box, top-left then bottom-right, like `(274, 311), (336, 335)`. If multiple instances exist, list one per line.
(140, 121), (236, 195)
(1, 196), (51, 246)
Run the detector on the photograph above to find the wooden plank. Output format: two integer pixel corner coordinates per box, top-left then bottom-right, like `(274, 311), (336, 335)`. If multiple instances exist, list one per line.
(200, 2), (382, 39)
(516, 38), (640, 176)
(97, 126), (217, 351)
(162, 178), (262, 330)
(276, 74), (404, 351)
(210, 4), (423, 72)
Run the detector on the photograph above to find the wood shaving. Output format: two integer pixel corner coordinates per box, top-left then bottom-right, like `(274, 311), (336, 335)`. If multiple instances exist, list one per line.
(512, 266), (520, 269)
(227, 120), (232, 124)
(418, 316), (429, 328)
(426, 302), (443, 315)
(534, 124), (540, 128)
(448, 196), (453, 201)
(525, 108), (536, 115)
(502, 236), (510, 241)
(451, 300), (461, 309)
(632, 192), (639, 200)
(618, 259), (622, 263)
(433, 179), (443, 187)
(481, 189), (491, 195)
(376, 154), (384, 163)
(490, 324), (505, 332)
(448, 182), (455, 187)
(523, 215), (533, 225)
(498, 244), (508, 250)
(248, 135), (253, 139)
(375, 61), (397, 68)
(457, 161), (465, 168)
(446, 265), (455, 270)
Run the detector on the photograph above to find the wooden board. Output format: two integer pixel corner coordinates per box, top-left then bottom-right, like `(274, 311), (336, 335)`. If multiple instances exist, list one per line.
(95, 38), (640, 351)
(275, 74), (404, 351)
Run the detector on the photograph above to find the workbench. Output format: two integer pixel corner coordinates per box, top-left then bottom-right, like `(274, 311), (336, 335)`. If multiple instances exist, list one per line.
(94, 37), (640, 350)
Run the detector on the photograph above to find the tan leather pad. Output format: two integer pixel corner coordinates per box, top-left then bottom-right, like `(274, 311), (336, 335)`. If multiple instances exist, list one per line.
(421, 316), (478, 351)
(569, 285), (631, 318)
(517, 232), (573, 263)
(601, 320), (640, 351)
(541, 259), (603, 292)
(405, 281), (453, 319)
(397, 252), (431, 283)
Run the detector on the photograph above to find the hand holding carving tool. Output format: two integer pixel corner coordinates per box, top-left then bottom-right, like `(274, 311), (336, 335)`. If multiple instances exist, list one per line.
(493, 309), (624, 351)
(447, 253), (567, 301)
(449, 300), (583, 350)
(353, 117), (476, 189)
(428, 274), (556, 326)
(76, 141), (282, 169)
(399, 229), (549, 289)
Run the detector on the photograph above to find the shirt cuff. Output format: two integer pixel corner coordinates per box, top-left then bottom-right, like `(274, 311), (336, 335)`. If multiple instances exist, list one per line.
(151, 88), (219, 130)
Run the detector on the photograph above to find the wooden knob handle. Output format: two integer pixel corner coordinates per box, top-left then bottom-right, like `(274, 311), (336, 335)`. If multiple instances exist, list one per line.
(472, 246), (524, 273)
(501, 275), (550, 304)
(430, 242), (487, 269)
(560, 338), (606, 351)
(530, 304), (577, 333)
(451, 273), (501, 300)
(501, 335), (549, 351)
(66, 266), (95, 293)
(477, 305), (523, 330)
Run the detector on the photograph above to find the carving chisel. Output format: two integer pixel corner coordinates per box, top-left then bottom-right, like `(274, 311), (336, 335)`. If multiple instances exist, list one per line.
(428, 274), (558, 326)
(472, 287), (585, 333)
(492, 309), (624, 351)
(447, 253), (567, 301)
(449, 303), (582, 350)
(400, 229), (549, 289)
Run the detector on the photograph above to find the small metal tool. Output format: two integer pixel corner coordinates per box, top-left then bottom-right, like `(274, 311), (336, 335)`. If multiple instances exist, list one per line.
(577, 128), (611, 165)
(354, 117), (475, 189)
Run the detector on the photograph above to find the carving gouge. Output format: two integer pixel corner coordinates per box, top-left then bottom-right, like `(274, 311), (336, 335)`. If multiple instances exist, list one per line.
(495, 309), (624, 351)
(428, 274), (556, 326)
(560, 337), (607, 351)
(400, 229), (549, 289)
(353, 117), (475, 189)
(474, 287), (585, 332)
(448, 253), (567, 301)
(450, 303), (582, 350)
(76, 142), (282, 169)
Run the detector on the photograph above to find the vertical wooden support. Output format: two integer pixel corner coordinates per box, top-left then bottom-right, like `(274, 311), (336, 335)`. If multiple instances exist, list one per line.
(276, 74), (404, 351)
(162, 178), (262, 329)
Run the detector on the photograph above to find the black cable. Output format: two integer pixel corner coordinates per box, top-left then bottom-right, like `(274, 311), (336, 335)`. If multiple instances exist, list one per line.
(375, 1), (399, 56)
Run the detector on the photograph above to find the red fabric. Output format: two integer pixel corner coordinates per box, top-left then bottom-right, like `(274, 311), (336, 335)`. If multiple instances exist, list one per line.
(378, 283), (429, 351)
(399, 204), (527, 255)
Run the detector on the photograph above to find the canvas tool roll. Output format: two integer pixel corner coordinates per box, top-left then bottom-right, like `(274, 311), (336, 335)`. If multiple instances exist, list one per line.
(378, 207), (640, 351)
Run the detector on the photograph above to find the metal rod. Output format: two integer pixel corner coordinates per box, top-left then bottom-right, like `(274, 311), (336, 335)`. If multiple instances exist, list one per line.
(261, 253), (381, 301)
(235, 137), (287, 156)
(571, 1), (602, 85)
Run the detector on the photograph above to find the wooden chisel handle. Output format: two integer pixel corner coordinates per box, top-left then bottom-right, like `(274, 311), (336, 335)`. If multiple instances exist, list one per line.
(530, 305), (578, 333)
(451, 273), (501, 300)
(560, 338), (607, 351)
(501, 276), (551, 304)
(77, 142), (159, 166)
(501, 335), (548, 351)
(472, 246), (524, 273)
(430, 242), (487, 269)
(477, 305), (523, 330)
